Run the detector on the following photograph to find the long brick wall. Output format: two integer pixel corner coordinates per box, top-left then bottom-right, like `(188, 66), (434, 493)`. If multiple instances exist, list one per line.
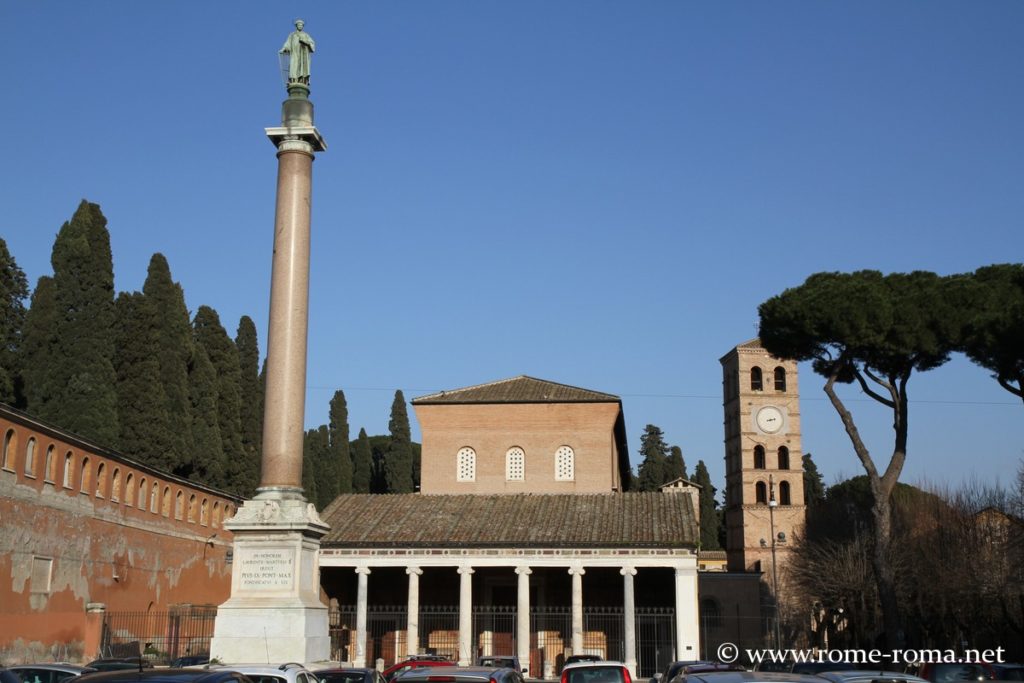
(0, 406), (240, 661)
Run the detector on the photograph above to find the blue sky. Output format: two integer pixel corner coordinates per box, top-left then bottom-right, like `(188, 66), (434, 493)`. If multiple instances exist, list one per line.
(3, 2), (1022, 498)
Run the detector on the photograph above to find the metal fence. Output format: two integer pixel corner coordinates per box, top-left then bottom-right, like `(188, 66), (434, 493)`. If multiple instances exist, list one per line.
(100, 607), (217, 664)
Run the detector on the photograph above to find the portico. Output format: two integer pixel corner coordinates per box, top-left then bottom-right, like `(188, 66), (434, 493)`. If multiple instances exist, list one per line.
(318, 493), (700, 678)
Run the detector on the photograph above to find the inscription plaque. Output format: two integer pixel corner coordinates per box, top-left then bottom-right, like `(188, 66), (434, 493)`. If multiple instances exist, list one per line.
(238, 547), (295, 591)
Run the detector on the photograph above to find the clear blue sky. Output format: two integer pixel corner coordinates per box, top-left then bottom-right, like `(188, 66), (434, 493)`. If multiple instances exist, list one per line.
(3, 2), (1022, 498)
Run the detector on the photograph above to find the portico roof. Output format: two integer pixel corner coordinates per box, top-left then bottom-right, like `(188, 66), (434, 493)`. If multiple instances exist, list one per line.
(411, 375), (620, 405)
(320, 492), (698, 549)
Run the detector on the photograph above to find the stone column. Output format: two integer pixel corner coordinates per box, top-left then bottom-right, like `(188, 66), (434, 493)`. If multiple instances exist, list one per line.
(621, 567), (637, 678)
(210, 52), (329, 665)
(674, 565), (699, 661)
(458, 566), (475, 666)
(407, 566), (423, 658)
(568, 565), (585, 654)
(515, 566), (532, 676)
(355, 566), (371, 667)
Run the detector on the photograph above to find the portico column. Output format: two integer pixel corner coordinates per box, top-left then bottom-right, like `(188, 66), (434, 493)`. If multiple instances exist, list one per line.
(674, 565), (699, 660)
(355, 566), (371, 667)
(568, 565), (585, 654)
(458, 566), (475, 666)
(515, 566), (532, 676)
(621, 566), (637, 678)
(407, 566), (423, 658)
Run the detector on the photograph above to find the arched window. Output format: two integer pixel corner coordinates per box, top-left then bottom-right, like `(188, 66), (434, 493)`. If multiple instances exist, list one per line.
(505, 447), (525, 481)
(780, 480), (792, 505)
(750, 367), (763, 391)
(174, 490), (184, 519)
(188, 494), (197, 523)
(44, 445), (55, 482)
(701, 598), (723, 629)
(111, 468), (122, 502)
(212, 501), (221, 529)
(80, 457), (92, 493)
(200, 499), (209, 526)
(150, 482), (159, 513)
(2, 429), (16, 471)
(774, 367), (787, 392)
(165, 487), (175, 518)
(555, 446), (575, 481)
(456, 447), (476, 482)
(124, 472), (134, 506)
(24, 438), (37, 477)
(63, 452), (74, 489)
(138, 477), (147, 509)
(756, 481), (768, 504)
(777, 446), (790, 470)
(95, 462), (107, 498)
(753, 445), (766, 470)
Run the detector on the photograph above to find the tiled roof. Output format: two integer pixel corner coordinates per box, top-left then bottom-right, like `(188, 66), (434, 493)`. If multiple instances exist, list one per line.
(412, 376), (620, 405)
(320, 493), (697, 548)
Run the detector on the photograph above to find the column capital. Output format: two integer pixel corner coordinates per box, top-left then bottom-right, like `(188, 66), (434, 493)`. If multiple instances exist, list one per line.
(355, 566), (372, 575)
(620, 566), (638, 576)
(568, 565), (586, 576)
(406, 566), (423, 576)
(458, 566), (475, 575)
(515, 566), (532, 576)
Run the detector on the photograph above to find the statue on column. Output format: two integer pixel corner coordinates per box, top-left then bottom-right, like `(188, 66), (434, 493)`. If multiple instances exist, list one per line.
(280, 19), (315, 85)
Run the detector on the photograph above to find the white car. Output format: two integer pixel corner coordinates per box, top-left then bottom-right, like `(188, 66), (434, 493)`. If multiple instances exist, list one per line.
(206, 663), (320, 683)
(561, 661), (633, 683)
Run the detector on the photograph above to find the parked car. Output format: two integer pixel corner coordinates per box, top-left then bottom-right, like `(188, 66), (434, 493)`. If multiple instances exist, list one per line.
(203, 664), (317, 683)
(76, 670), (251, 683)
(316, 669), (386, 683)
(383, 660), (456, 683)
(3, 670), (25, 683)
(653, 662), (711, 683)
(564, 657), (604, 670)
(790, 664), (853, 676)
(476, 658), (522, 673)
(8, 665), (99, 683)
(170, 658), (210, 669)
(669, 664), (747, 683)
(673, 673), (824, 683)
(84, 663), (153, 674)
(990, 665), (1024, 681)
(561, 660), (633, 683)
(917, 664), (998, 683)
(816, 671), (931, 683)
(394, 666), (523, 683)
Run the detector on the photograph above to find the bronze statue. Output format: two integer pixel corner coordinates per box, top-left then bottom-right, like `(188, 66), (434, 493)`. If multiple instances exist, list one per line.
(280, 19), (315, 85)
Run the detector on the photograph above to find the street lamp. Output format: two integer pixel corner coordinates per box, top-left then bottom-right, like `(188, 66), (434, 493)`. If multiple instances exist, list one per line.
(768, 475), (782, 649)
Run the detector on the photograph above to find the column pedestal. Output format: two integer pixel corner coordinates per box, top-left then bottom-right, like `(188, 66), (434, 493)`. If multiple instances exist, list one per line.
(210, 492), (330, 663)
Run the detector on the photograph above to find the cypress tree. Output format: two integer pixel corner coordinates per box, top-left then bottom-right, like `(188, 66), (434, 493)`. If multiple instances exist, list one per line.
(636, 424), (669, 491)
(143, 254), (194, 472)
(352, 427), (373, 493)
(384, 390), (414, 493)
(48, 200), (119, 444)
(0, 238), (28, 405)
(113, 292), (171, 467)
(236, 316), (263, 480)
(666, 445), (688, 482)
(692, 460), (721, 550)
(302, 427), (320, 506)
(188, 344), (225, 486)
(309, 424), (336, 508)
(329, 390), (353, 494)
(193, 306), (248, 494)
(21, 277), (58, 414)
(803, 452), (826, 508)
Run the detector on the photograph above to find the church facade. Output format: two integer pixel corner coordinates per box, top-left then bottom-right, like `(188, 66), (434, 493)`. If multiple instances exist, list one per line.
(318, 376), (700, 678)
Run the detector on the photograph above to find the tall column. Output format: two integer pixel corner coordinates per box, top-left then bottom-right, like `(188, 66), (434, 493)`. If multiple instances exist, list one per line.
(407, 566), (423, 658)
(515, 566), (532, 676)
(210, 23), (329, 665)
(458, 566), (475, 666)
(355, 567), (371, 667)
(674, 565), (699, 660)
(568, 565), (585, 654)
(621, 567), (637, 678)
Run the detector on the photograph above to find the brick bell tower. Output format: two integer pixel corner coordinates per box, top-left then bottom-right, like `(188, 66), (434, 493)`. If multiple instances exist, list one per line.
(720, 339), (807, 575)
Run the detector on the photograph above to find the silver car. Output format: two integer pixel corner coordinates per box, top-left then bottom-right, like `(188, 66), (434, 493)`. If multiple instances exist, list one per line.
(8, 665), (98, 683)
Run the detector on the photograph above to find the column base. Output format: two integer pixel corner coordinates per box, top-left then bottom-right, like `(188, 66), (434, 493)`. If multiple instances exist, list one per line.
(210, 604), (330, 663)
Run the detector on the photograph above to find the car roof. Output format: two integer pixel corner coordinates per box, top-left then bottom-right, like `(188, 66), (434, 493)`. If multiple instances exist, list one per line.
(563, 662), (628, 670)
(683, 673), (824, 683)
(395, 667), (506, 679)
(816, 672), (929, 683)
(76, 670), (249, 683)
(10, 665), (97, 673)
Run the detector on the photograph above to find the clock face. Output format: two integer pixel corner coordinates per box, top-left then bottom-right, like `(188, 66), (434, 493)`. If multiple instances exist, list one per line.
(756, 406), (784, 434)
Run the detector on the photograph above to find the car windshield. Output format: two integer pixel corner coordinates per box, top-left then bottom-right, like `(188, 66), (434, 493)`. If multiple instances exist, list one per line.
(321, 675), (367, 683)
(565, 668), (627, 683)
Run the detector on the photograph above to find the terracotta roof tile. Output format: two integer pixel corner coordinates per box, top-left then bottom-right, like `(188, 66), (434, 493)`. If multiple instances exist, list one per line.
(412, 376), (620, 405)
(321, 493), (698, 548)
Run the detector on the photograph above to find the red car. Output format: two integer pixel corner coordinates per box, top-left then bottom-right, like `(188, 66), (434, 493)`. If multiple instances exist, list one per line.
(383, 660), (456, 683)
